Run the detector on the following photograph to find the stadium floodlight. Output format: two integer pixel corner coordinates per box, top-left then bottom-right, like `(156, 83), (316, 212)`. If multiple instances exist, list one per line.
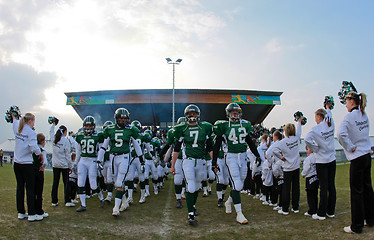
(166, 58), (183, 127)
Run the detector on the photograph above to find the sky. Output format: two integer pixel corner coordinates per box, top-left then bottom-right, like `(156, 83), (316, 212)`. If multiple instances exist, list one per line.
(0, 0), (373, 143)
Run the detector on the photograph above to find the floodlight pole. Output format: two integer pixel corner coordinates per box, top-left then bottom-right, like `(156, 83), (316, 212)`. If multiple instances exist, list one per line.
(166, 58), (182, 127)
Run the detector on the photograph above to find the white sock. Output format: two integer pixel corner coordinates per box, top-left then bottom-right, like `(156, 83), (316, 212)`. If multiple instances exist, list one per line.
(108, 192), (112, 197)
(217, 191), (222, 199)
(98, 191), (104, 201)
(141, 189), (145, 198)
(234, 203), (242, 213)
(128, 189), (133, 199)
(78, 194), (86, 207)
(114, 198), (122, 209)
(176, 194), (181, 200)
(227, 196), (233, 203)
(145, 185), (150, 194)
(121, 194), (127, 202)
(181, 187), (186, 195)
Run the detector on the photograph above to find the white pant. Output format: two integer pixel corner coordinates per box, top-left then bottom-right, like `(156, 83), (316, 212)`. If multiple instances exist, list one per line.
(206, 160), (215, 181)
(77, 157), (98, 189)
(216, 157), (229, 185)
(112, 153), (130, 188)
(144, 159), (158, 181)
(103, 155), (114, 184)
(182, 158), (205, 193)
(174, 159), (184, 185)
(225, 152), (247, 191)
(125, 157), (144, 182)
(157, 165), (164, 178)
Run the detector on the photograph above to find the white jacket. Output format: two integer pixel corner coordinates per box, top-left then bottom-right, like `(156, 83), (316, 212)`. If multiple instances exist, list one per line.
(265, 140), (282, 165)
(301, 153), (317, 178)
(50, 125), (72, 169)
(261, 160), (273, 187)
(337, 108), (371, 160)
(273, 122), (302, 172)
(13, 119), (41, 164)
(273, 160), (284, 179)
(305, 109), (336, 164)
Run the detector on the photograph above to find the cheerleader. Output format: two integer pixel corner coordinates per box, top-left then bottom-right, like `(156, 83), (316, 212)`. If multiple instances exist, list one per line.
(337, 91), (374, 233)
(301, 146), (318, 217)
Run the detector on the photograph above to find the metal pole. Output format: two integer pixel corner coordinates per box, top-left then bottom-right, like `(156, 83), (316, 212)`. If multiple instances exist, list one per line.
(172, 63), (175, 127)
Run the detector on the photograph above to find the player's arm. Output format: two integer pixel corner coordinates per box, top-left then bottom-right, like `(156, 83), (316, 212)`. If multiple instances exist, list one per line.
(245, 135), (262, 165)
(131, 137), (144, 163)
(97, 138), (109, 162)
(171, 140), (182, 175)
(212, 135), (223, 167)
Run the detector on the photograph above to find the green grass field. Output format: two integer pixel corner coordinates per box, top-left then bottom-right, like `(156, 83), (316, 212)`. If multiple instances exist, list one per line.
(0, 162), (373, 240)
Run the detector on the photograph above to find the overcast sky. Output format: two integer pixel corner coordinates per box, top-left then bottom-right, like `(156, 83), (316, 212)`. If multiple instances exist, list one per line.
(0, 0), (373, 143)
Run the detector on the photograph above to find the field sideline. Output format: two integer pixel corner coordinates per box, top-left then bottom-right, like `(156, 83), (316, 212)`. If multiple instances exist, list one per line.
(0, 163), (373, 240)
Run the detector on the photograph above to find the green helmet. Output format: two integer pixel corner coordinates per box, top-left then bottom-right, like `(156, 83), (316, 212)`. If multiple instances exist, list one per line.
(176, 117), (187, 125)
(83, 116), (96, 135)
(144, 129), (153, 137)
(103, 120), (113, 130)
(184, 104), (200, 122)
(114, 108), (130, 128)
(225, 103), (242, 121)
(131, 120), (142, 130)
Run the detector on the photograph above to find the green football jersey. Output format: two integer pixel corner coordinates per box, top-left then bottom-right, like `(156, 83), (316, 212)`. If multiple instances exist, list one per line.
(174, 122), (213, 159)
(165, 128), (175, 145)
(131, 132), (152, 157)
(145, 137), (161, 160)
(75, 132), (104, 158)
(102, 124), (139, 154)
(213, 120), (252, 153)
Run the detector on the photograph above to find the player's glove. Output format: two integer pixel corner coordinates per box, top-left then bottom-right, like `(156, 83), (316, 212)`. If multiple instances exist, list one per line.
(255, 156), (262, 167)
(97, 161), (104, 171)
(211, 163), (220, 173)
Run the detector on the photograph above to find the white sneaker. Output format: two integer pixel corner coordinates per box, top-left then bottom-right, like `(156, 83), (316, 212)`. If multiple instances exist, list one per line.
(312, 214), (326, 220)
(240, 190), (248, 194)
(253, 194), (260, 199)
(225, 200), (232, 214)
(260, 196), (266, 201)
(269, 203), (277, 207)
(71, 199), (79, 204)
(112, 207), (120, 217)
(343, 226), (355, 233)
(42, 212), (49, 218)
(273, 206), (282, 211)
(28, 214), (43, 222)
(236, 211), (248, 224)
(145, 192), (150, 198)
(127, 198), (133, 204)
(65, 202), (75, 207)
(262, 201), (269, 206)
(120, 200), (129, 211)
(278, 209), (289, 215)
(326, 214), (335, 218)
(139, 196), (146, 204)
(18, 213), (28, 220)
(51, 203), (58, 207)
(291, 208), (299, 214)
(304, 212), (311, 216)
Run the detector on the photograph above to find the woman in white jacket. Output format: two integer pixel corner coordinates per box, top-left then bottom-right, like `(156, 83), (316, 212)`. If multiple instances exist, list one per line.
(50, 123), (73, 207)
(337, 91), (374, 234)
(305, 106), (336, 220)
(273, 118), (303, 215)
(12, 113), (44, 221)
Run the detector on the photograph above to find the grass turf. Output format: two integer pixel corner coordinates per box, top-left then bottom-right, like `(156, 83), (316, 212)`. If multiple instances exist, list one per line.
(0, 162), (373, 239)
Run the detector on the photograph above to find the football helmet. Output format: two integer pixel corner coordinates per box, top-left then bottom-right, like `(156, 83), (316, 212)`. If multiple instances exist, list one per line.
(323, 96), (335, 110)
(83, 116), (96, 135)
(338, 81), (357, 104)
(225, 103), (242, 121)
(114, 108), (130, 128)
(294, 111), (307, 125)
(184, 104), (200, 123)
(176, 117), (187, 125)
(131, 120), (142, 130)
(103, 120), (113, 130)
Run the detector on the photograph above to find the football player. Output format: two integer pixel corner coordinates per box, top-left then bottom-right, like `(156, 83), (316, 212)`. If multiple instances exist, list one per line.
(171, 104), (214, 225)
(212, 132), (229, 207)
(101, 121), (114, 203)
(212, 103), (262, 224)
(97, 108), (143, 217)
(143, 134), (160, 196)
(75, 116), (105, 212)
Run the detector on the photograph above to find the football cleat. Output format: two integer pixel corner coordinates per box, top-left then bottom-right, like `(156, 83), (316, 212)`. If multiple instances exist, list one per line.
(176, 199), (182, 209)
(225, 200), (232, 214)
(217, 199), (224, 208)
(112, 207), (120, 217)
(145, 192), (150, 198)
(188, 214), (198, 225)
(76, 206), (87, 212)
(120, 200), (129, 212)
(236, 212), (248, 224)
(127, 198), (133, 204)
(139, 196), (146, 204)
(100, 200), (105, 208)
(104, 195), (113, 203)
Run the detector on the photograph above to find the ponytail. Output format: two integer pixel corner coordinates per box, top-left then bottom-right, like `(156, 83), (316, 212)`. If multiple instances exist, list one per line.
(18, 113), (35, 134)
(54, 125), (67, 144)
(315, 108), (331, 127)
(359, 93), (367, 115)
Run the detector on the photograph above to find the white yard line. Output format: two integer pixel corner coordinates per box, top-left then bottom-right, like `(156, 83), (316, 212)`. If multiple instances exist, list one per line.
(158, 182), (173, 237)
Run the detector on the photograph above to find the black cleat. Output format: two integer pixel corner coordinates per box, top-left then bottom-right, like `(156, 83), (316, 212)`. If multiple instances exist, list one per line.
(176, 199), (182, 209)
(218, 198), (224, 208)
(188, 214), (198, 225)
(76, 206), (87, 212)
(193, 207), (199, 216)
(208, 191), (212, 195)
(100, 200), (105, 208)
